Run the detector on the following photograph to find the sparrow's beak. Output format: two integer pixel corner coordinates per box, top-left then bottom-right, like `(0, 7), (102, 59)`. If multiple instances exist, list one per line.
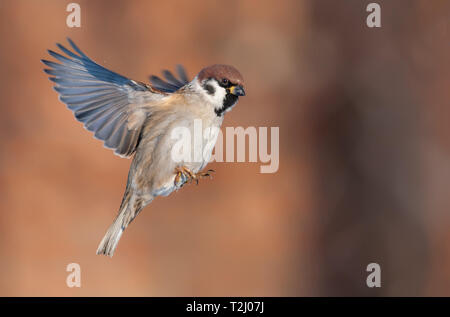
(229, 85), (246, 96)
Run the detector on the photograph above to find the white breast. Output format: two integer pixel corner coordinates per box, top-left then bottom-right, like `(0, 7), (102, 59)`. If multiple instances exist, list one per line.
(200, 124), (221, 170)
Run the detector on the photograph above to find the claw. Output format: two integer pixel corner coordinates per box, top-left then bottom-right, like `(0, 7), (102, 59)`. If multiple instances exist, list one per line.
(174, 166), (215, 186)
(197, 169), (215, 179)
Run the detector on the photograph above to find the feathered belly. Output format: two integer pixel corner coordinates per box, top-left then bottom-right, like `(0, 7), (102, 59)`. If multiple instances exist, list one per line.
(138, 117), (221, 197)
(156, 127), (219, 195)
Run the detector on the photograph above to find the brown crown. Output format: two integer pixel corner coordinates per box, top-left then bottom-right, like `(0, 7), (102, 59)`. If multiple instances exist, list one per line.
(197, 64), (244, 86)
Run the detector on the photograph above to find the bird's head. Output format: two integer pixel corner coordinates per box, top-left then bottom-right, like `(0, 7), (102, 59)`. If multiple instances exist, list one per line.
(195, 64), (245, 116)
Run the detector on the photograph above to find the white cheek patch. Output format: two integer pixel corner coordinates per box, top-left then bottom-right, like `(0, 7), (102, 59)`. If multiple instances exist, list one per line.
(194, 79), (226, 110)
(207, 79), (226, 106)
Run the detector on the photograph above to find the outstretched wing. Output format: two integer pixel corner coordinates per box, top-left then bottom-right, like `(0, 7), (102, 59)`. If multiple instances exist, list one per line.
(42, 38), (165, 157)
(149, 64), (190, 93)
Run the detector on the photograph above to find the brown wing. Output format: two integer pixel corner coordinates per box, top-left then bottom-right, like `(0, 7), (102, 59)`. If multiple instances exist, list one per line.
(42, 38), (166, 157)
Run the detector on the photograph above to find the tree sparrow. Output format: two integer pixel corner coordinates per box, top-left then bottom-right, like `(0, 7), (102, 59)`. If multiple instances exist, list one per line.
(42, 39), (245, 257)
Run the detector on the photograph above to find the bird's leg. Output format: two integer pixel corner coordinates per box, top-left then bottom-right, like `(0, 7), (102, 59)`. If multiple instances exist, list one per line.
(174, 166), (197, 185)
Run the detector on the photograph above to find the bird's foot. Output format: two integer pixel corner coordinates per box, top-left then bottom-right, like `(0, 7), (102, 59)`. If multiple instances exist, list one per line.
(174, 166), (196, 185)
(174, 167), (215, 186)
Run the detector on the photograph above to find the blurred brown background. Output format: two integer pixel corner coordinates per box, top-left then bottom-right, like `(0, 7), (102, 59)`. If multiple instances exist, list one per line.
(0, 0), (449, 296)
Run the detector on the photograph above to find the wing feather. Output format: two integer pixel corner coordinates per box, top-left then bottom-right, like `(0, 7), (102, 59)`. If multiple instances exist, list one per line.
(149, 64), (190, 93)
(162, 70), (183, 87)
(42, 38), (165, 157)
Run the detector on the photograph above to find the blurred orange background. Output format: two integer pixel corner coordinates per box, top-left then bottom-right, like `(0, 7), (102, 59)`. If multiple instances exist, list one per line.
(0, 0), (449, 296)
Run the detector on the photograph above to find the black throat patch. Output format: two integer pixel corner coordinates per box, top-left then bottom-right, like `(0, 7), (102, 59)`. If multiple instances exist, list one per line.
(215, 92), (238, 116)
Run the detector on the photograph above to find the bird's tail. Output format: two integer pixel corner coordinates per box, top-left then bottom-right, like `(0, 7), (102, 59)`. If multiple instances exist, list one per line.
(96, 190), (148, 257)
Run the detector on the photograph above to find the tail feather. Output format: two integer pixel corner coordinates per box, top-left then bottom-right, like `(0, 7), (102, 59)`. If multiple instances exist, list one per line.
(96, 191), (149, 257)
(96, 211), (127, 257)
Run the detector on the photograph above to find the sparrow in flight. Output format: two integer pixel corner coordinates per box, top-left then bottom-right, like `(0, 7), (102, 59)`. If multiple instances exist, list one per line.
(42, 39), (245, 257)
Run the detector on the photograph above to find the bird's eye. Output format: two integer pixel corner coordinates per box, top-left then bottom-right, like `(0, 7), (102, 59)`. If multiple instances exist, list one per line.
(221, 78), (229, 85)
